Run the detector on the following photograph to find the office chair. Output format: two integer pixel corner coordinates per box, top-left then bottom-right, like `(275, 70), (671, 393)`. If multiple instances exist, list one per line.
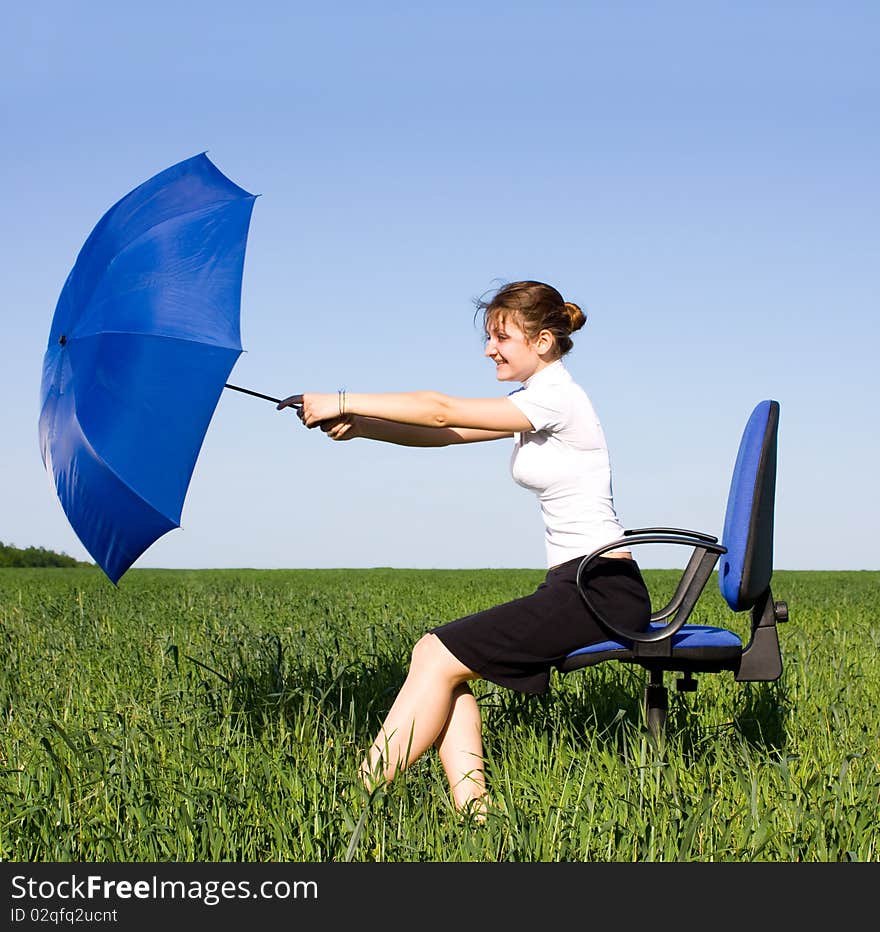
(558, 400), (789, 737)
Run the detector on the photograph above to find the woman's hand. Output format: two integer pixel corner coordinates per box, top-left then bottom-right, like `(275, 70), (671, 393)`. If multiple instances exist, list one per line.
(276, 392), (340, 427)
(276, 394), (358, 439)
(320, 415), (358, 441)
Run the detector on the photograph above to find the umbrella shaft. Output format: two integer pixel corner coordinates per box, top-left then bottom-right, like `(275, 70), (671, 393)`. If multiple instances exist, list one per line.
(224, 383), (282, 404)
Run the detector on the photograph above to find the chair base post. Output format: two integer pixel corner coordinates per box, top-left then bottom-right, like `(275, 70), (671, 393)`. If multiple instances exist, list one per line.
(644, 669), (668, 739)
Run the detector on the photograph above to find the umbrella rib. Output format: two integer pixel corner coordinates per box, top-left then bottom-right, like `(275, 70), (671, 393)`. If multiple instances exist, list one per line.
(66, 330), (243, 353)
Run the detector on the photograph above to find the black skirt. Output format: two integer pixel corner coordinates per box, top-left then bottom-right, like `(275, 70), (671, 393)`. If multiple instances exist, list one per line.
(430, 555), (652, 695)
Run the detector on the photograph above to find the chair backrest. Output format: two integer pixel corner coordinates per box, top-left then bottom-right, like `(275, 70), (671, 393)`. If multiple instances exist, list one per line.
(718, 400), (780, 612)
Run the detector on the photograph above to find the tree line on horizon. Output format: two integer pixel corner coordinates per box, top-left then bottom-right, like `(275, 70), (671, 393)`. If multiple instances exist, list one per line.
(0, 541), (91, 568)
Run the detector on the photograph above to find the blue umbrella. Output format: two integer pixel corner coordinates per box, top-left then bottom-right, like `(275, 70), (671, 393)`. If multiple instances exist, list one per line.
(39, 153), (264, 584)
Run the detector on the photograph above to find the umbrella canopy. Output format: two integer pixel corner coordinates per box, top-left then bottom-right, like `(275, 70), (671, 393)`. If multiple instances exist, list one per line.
(39, 153), (257, 584)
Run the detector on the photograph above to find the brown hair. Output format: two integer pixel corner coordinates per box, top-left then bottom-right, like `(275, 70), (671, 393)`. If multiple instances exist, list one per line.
(474, 280), (586, 358)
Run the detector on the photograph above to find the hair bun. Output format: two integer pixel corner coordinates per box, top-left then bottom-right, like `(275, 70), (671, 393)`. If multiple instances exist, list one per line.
(563, 301), (587, 333)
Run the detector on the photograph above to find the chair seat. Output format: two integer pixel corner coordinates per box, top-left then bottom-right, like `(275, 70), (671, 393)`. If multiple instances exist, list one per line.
(559, 623), (743, 671)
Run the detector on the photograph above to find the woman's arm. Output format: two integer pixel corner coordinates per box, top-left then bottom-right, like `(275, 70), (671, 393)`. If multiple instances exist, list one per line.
(279, 390), (534, 434)
(322, 415), (512, 446)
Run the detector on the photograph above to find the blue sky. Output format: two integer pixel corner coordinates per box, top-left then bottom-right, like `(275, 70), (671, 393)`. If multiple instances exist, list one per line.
(2, 1), (877, 573)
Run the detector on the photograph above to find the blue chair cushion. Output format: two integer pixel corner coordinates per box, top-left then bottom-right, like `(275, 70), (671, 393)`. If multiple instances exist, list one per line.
(566, 622), (742, 659)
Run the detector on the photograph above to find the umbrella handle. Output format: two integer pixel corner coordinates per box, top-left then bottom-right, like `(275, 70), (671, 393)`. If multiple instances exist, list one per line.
(224, 383), (285, 405)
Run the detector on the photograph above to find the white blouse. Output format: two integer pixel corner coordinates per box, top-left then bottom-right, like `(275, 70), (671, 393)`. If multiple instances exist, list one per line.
(507, 359), (624, 568)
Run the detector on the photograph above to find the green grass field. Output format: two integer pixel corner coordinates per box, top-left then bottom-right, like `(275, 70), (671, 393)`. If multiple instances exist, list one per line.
(1, 567), (877, 862)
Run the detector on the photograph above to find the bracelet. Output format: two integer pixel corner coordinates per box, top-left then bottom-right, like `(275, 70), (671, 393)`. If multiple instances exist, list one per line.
(338, 388), (346, 417)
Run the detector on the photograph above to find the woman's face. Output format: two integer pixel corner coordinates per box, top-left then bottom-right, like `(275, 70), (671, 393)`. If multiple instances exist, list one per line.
(484, 315), (541, 383)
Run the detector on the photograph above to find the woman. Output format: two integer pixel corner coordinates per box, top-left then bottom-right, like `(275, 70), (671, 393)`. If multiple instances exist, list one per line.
(277, 281), (651, 816)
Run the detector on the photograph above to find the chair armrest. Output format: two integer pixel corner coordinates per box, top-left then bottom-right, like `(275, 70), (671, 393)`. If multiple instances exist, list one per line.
(624, 526), (719, 544)
(576, 533), (727, 644)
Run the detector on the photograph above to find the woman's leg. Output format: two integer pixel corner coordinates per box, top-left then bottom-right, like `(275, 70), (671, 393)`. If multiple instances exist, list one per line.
(433, 682), (487, 809)
(361, 633), (485, 808)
